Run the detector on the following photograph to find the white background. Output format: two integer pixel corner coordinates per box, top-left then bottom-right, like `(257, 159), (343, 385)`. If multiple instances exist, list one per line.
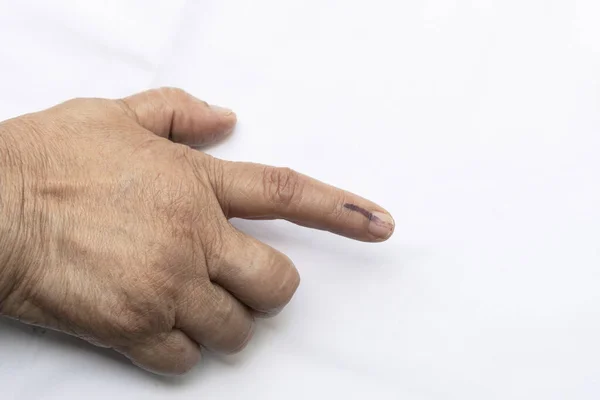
(1, 1), (600, 399)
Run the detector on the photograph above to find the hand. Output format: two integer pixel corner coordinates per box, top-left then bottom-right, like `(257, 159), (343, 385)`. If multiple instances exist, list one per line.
(0, 88), (394, 375)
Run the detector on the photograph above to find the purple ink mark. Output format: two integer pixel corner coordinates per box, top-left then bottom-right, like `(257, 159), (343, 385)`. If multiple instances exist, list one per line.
(344, 203), (377, 222)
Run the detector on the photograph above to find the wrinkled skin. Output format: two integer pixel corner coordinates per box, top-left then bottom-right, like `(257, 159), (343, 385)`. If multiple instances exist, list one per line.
(0, 88), (394, 375)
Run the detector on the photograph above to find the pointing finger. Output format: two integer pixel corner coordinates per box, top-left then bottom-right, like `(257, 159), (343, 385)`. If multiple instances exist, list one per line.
(212, 161), (395, 242)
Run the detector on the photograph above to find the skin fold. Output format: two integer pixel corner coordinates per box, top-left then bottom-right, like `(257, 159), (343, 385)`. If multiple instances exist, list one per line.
(0, 87), (394, 375)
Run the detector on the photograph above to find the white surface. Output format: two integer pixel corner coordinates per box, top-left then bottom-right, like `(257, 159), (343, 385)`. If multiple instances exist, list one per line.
(1, 0), (600, 399)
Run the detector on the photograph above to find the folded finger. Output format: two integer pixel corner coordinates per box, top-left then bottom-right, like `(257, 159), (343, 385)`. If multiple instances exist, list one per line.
(209, 226), (300, 313)
(118, 330), (201, 376)
(121, 87), (236, 146)
(176, 280), (254, 354)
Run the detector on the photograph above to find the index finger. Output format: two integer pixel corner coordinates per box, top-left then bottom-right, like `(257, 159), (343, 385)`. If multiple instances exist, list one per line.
(211, 160), (395, 242)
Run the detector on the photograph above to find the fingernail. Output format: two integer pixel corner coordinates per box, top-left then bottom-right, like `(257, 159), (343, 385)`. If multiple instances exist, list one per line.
(210, 104), (235, 117)
(368, 211), (395, 240)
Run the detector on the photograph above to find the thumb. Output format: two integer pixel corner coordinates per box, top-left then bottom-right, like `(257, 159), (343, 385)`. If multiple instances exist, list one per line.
(121, 87), (237, 146)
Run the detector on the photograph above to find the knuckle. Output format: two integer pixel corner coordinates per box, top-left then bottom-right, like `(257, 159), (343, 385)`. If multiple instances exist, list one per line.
(64, 97), (111, 111)
(278, 265), (301, 305)
(59, 97), (98, 116)
(178, 146), (214, 192)
(205, 230), (226, 279)
(204, 156), (229, 214)
(62, 97), (88, 107)
(109, 286), (174, 340)
(147, 148), (199, 222)
(115, 98), (138, 121)
(201, 154), (221, 189)
(262, 167), (302, 208)
(112, 307), (154, 338)
(158, 86), (187, 99)
(228, 321), (255, 354)
(264, 252), (300, 310)
(214, 293), (236, 328)
(170, 141), (196, 165)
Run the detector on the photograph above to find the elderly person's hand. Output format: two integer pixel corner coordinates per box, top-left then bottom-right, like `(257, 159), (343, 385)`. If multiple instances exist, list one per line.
(0, 88), (394, 375)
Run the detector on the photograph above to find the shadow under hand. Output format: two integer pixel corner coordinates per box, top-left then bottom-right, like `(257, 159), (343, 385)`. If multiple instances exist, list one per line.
(0, 317), (199, 385)
(0, 314), (285, 385)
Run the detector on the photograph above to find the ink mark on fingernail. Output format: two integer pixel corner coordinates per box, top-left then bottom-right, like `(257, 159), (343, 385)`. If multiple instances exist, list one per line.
(344, 203), (378, 222)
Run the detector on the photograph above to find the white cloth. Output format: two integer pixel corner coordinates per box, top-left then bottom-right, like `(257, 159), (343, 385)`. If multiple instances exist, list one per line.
(1, 1), (600, 399)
